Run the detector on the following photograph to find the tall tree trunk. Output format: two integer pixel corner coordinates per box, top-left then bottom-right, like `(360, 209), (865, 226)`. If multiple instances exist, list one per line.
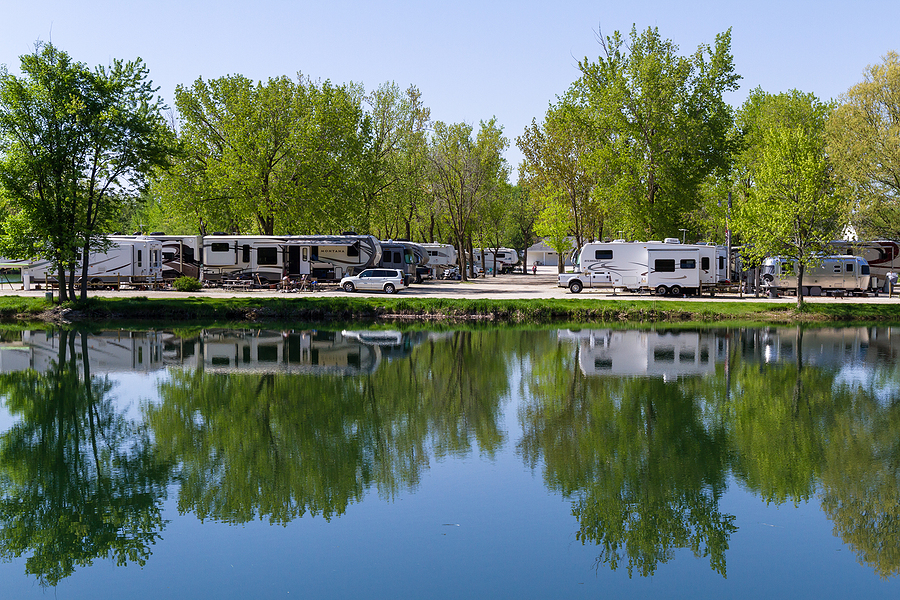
(56, 264), (67, 303)
(80, 240), (91, 301)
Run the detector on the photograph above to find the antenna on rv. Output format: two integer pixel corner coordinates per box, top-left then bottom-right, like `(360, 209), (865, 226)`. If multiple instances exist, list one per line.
(679, 229), (687, 244)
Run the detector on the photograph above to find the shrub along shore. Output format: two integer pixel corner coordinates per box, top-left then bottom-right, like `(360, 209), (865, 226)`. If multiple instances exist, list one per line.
(3, 295), (900, 326)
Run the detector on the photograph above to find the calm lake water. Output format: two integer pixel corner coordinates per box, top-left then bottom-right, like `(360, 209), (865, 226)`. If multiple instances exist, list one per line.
(1, 325), (899, 599)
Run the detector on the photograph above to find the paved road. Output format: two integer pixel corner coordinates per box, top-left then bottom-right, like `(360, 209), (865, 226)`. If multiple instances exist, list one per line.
(1, 265), (897, 303)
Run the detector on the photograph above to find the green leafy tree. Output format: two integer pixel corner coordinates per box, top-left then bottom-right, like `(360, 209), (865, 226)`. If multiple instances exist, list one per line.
(827, 51), (900, 239)
(0, 43), (174, 301)
(534, 187), (573, 273)
(428, 119), (509, 281)
(157, 74), (369, 235)
(506, 181), (541, 273)
(576, 26), (739, 240)
(518, 97), (600, 250)
(361, 82), (431, 239)
(734, 118), (848, 305)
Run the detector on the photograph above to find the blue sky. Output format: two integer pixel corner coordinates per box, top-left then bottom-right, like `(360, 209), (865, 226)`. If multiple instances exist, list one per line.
(2, 1), (898, 173)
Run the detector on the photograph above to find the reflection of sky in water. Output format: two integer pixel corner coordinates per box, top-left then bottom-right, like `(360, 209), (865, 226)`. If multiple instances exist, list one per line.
(0, 402), (14, 432)
(834, 363), (900, 407)
(0, 371), (169, 435)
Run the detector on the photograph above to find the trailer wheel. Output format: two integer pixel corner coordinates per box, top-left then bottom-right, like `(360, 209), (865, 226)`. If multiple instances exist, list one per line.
(569, 280), (583, 294)
(669, 285), (683, 297)
(342, 282), (355, 293)
(655, 285), (668, 296)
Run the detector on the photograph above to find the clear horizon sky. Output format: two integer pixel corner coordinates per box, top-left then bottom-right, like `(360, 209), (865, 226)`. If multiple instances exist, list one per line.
(2, 1), (898, 176)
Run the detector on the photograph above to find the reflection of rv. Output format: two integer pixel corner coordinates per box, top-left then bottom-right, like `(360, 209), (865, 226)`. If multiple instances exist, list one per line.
(168, 329), (421, 375)
(188, 329), (380, 375)
(761, 255), (871, 295)
(559, 329), (727, 379)
(0, 330), (165, 374)
(559, 240), (720, 296)
(21, 236), (163, 290)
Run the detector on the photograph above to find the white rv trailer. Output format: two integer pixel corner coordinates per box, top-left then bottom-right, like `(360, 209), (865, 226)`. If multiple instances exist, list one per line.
(760, 255), (871, 295)
(559, 239), (712, 296)
(201, 234), (381, 283)
(421, 243), (458, 267)
(828, 240), (899, 287)
(144, 234), (204, 280)
(201, 235), (292, 283)
(20, 236), (163, 290)
(421, 242), (458, 278)
(281, 234), (382, 281)
(471, 247), (519, 273)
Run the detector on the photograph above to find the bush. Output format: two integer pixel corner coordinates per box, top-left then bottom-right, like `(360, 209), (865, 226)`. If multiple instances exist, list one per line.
(173, 276), (203, 292)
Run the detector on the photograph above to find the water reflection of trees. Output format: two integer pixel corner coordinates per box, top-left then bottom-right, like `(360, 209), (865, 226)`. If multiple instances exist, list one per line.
(519, 335), (734, 577)
(146, 330), (510, 524)
(520, 327), (900, 580)
(0, 330), (171, 586)
(3, 325), (900, 583)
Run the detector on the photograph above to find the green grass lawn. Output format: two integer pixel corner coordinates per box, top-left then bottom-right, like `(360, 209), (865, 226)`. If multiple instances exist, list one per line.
(4, 295), (900, 325)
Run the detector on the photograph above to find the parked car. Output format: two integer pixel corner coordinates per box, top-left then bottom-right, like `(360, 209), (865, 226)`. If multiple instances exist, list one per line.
(340, 268), (407, 294)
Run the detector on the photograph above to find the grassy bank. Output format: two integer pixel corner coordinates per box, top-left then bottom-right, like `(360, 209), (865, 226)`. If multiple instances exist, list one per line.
(4, 295), (900, 325)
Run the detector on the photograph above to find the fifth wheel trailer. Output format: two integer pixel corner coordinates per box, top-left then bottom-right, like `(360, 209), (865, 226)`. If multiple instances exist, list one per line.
(559, 239), (721, 296)
(20, 236), (163, 290)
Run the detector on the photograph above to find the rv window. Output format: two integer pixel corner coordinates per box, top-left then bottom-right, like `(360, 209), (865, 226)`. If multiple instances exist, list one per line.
(701, 257), (710, 270)
(595, 250), (613, 260)
(211, 243), (230, 253)
(347, 244), (359, 258)
(302, 247), (308, 261)
(680, 259), (696, 269)
(655, 259), (676, 272)
(393, 251), (402, 263)
(718, 257), (725, 270)
(405, 251), (414, 264)
(137, 250), (142, 267)
(242, 245), (251, 263)
(257, 247), (278, 265)
(845, 263), (854, 273)
(862, 265), (870, 275)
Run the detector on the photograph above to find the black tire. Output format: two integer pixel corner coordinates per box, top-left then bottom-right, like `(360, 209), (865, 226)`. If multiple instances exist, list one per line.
(655, 285), (668, 296)
(670, 284), (682, 297)
(343, 282), (355, 293)
(384, 283), (396, 294)
(569, 280), (584, 294)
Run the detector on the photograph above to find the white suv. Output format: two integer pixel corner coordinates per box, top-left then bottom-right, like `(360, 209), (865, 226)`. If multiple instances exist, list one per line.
(340, 268), (407, 294)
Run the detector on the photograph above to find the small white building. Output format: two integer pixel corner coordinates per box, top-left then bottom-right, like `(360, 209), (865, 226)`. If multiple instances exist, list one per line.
(526, 237), (576, 267)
